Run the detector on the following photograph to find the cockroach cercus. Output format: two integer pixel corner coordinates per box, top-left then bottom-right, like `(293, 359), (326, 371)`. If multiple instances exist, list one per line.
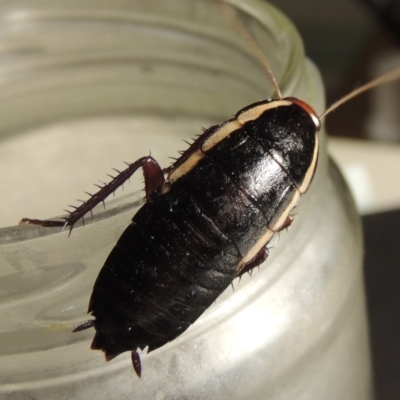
(20, 2), (400, 379)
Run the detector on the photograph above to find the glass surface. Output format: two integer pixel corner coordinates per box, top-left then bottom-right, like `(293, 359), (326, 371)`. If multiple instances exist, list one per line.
(0, 0), (371, 399)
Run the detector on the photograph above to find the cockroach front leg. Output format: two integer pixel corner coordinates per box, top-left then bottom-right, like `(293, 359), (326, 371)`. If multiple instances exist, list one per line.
(20, 156), (164, 233)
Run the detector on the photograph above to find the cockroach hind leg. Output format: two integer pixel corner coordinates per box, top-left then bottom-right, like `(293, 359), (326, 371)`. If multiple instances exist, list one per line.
(131, 350), (142, 378)
(237, 247), (269, 278)
(72, 319), (95, 332)
(19, 155), (164, 231)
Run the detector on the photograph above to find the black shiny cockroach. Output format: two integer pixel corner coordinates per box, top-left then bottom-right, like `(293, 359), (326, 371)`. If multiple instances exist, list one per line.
(20, 2), (400, 379)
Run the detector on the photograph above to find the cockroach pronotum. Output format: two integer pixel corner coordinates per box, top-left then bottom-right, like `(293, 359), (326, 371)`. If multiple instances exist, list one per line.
(20, 1), (400, 378)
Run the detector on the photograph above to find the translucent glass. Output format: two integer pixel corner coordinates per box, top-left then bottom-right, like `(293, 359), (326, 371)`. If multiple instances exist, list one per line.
(0, 0), (371, 399)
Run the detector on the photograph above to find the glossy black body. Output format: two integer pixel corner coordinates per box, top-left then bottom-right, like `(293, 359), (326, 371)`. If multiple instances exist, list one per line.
(88, 101), (318, 359)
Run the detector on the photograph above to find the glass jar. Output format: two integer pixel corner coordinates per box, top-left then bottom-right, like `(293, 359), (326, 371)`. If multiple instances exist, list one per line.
(0, 0), (371, 399)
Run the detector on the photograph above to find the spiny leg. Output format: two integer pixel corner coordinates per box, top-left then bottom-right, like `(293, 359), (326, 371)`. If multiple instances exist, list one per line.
(20, 156), (164, 234)
(237, 247), (269, 278)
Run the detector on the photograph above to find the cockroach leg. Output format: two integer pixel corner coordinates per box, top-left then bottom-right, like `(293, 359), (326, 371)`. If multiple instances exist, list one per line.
(131, 350), (142, 378)
(20, 156), (164, 232)
(139, 157), (165, 200)
(237, 247), (269, 278)
(278, 215), (293, 232)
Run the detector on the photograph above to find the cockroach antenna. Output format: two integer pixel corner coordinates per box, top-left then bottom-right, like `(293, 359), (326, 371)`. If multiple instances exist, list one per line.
(214, 0), (282, 99)
(216, 1), (400, 119)
(320, 68), (400, 119)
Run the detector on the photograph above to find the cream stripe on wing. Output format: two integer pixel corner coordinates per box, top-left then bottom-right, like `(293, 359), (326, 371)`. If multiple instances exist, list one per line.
(236, 100), (292, 124)
(298, 133), (319, 194)
(168, 149), (204, 184)
(202, 119), (242, 152)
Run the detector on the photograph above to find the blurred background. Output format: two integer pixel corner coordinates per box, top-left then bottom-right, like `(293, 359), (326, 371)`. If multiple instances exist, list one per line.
(268, 0), (400, 398)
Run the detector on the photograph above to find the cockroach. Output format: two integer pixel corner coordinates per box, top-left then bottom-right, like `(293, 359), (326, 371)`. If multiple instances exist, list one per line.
(20, 1), (400, 379)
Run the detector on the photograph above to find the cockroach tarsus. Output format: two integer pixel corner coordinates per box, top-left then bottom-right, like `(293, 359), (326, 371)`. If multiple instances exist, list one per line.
(19, 1), (400, 379)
